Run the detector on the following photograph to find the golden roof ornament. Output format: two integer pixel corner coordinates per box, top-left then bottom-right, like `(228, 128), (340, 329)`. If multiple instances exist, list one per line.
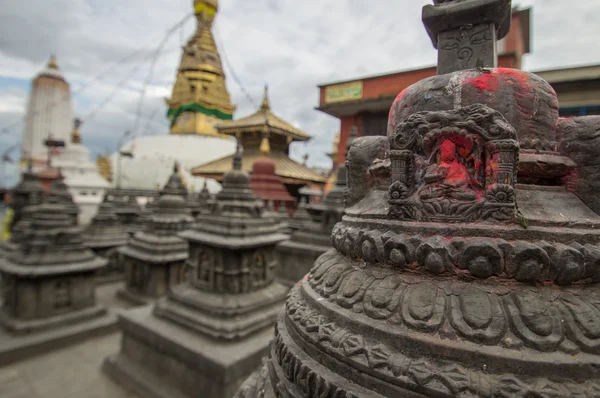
(71, 118), (82, 144)
(260, 136), (271, 157)
(260, 85), (270, 111)
(47, 54), (59, 70)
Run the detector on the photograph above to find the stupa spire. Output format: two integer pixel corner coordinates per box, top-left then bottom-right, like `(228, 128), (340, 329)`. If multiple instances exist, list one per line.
(166, 0), (235, 137)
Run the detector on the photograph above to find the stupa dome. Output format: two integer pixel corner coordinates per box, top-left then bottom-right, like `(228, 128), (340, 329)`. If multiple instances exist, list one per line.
(388, 68), (560, 146)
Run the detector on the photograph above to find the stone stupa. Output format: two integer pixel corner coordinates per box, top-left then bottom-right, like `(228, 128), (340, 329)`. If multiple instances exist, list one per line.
(83, 195), (130, 284)
(0, 178), (112, 363)
(236, 1), (600, 397)
(275, 132), (352, 287)
(116, 184), (194, 305)
(103, 143), (289, 398)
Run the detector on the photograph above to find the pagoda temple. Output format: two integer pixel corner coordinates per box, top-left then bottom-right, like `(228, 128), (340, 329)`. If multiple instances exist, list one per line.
(21, 55), (73, 171)
(192, 87), (327, 196)
(166, 0), (235, 137)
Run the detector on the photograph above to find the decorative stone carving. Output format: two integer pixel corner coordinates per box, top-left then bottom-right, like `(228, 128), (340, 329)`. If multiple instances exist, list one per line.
(388, 104), (519, 222)
(104, 142), (289, 398)
(234, 1), (600, 397)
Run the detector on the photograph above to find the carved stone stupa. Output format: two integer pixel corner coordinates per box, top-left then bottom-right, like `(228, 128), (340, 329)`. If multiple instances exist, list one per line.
(276, 164), (346, 287)
(0, 179), (107, 336)
(116, 192), (193, 305)
(104, 144), (289, 398)
(83, 196), (129, 283)
(236, 1), (600, 397)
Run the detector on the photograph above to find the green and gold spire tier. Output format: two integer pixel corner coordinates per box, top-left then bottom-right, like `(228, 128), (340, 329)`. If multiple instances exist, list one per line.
(166, 0), (235, 138)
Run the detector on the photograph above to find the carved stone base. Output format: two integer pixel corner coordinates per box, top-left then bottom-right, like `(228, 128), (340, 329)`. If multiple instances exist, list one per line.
(154, 282), (288, 340)
(0, 304), (107, 334)
(239, 250), (600, 397)
(104, 305), (274, 398)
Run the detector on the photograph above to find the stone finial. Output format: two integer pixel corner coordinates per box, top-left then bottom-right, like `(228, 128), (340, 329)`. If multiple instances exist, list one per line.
(422, 0), (512, 74)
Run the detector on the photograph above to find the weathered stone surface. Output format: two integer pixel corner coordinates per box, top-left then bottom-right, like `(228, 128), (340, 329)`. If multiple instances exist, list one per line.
(388, 68), (559, 144)
(557, 116), (600, 214)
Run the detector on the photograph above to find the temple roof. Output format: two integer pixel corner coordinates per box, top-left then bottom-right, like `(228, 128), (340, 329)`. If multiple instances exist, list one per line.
(191, 150), (326, 185)
(216, 87), (311, 142)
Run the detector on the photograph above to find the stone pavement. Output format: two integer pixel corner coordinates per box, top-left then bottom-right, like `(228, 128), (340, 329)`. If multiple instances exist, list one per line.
(0, 281), (139, 397)
(0, 332), (138, 398)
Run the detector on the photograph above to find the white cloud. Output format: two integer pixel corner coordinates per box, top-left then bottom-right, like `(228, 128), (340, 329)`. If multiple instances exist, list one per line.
(0, 0), (599, 187)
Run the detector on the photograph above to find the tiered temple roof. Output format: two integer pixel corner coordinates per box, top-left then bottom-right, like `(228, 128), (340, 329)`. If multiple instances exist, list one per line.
(192, 87), (326, 186)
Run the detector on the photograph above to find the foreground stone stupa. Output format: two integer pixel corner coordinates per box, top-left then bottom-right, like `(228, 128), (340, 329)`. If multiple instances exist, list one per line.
(104, 143), (289, 398)
(236, 1), (600, 396)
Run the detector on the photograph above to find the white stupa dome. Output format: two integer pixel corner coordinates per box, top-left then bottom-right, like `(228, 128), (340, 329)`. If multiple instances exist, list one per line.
(111, 134), (236, 193)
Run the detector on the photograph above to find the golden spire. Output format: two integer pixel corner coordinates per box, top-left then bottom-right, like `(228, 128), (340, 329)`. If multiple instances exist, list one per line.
(260, 136), (271, 156)
(71, 118), (81, 144)
(47, 54), (58, 70)
(260, 85), (270, 111)
(166, 0), (235, 137)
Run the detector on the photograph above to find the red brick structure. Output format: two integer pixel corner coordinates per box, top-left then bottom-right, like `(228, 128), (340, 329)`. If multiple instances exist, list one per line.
(318, 8), (531, 165)
(250, 158), (295, 213)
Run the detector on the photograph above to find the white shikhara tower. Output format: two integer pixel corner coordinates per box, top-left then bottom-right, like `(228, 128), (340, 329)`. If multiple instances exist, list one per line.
(22, 55), (73, 169)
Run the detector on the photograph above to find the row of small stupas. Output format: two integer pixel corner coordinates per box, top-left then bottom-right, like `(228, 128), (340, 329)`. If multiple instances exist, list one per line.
(0, 137), (347, 396)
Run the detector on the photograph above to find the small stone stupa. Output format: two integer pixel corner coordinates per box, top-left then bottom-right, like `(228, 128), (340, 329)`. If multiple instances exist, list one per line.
(276, 154), (347, 287)
(109, 193), (142, 236)
(0, 178), (108, 337)
(103, 142), (289, 398)
(116, 186), (194, 305)
(0, 161), (44, 258)
(237, 1), (600, 396)
(288, 196), (311, 232)
(83, 195), (129, 283)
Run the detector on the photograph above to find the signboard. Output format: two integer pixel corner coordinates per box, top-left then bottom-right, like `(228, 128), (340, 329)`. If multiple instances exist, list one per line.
(325, 81), (363, 104)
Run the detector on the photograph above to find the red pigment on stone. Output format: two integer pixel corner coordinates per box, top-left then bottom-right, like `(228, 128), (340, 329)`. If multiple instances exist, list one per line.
(468, 68), (532, 92)
(468, 73), (500, 92)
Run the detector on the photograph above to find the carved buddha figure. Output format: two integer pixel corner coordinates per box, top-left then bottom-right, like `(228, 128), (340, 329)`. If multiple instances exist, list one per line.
(419, 139), (477, 201)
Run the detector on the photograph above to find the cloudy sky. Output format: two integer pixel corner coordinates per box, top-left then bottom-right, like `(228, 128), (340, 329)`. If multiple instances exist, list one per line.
(0, 0), (599, 186)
